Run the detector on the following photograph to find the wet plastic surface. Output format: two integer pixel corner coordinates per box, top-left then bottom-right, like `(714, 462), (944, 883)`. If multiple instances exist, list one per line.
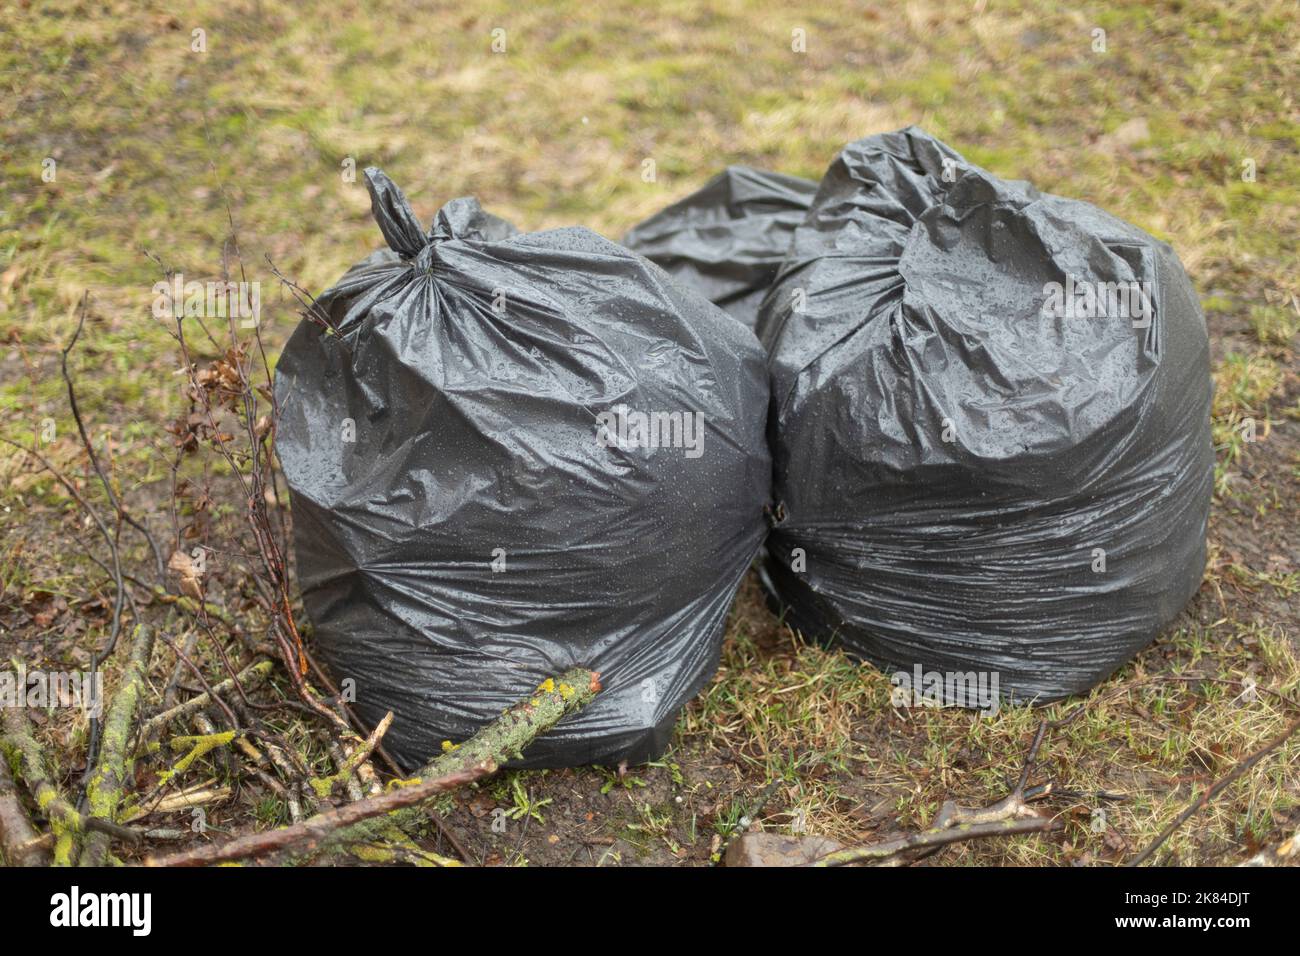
(756, 127), (1213, 703)
(624, 166), (816, 329)
(275, 168), (771, 768)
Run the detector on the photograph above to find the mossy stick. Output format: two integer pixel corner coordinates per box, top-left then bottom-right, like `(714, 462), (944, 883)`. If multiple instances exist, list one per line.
(1, 707), (141, 864)
(79, 622), (156, 866)
(146, 667), (600, 866)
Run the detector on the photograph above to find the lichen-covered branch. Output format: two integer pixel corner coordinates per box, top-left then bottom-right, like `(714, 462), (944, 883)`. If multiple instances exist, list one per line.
(0, 746), (48, 866)
(155, 731), (239, 789)
(323, 667), (602, 853)
(428, 669), (602, 777)
(310, 711), (393, 800)
(146, 763), (488, 866)
(79, 622), (157, 866)
(137, 658), (272, 745)
(146, 667), (601, 866)
(1, 707), (141, 864)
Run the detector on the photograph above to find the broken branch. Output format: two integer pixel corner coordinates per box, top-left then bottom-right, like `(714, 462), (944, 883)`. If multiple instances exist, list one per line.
(0, 747), (48, 866)
(811, 816), (1062, 866)
(137, 658), (272, 744)
(1128, 713), (1300, 866)
(145, 667), (601, 866)
(79, 622), (157, 866)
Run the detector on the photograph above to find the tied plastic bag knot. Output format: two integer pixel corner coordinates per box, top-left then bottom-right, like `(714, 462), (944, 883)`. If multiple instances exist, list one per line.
(363, 166), (429, 259)
(410, 244), (436, 274)
(363, 168), (513, 267)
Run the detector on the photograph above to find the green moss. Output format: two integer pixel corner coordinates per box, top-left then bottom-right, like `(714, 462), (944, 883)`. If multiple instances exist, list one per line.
(159, 730), (237, 786)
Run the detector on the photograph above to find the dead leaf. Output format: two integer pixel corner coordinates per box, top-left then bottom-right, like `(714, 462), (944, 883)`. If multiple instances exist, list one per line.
(168, 549), (203, 600)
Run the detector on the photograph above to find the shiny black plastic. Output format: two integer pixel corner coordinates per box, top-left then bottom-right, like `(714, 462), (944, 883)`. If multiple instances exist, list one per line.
(624, 166), (816, 329)
(756, 127), (1213, 703)
(275, 168), (771, 768)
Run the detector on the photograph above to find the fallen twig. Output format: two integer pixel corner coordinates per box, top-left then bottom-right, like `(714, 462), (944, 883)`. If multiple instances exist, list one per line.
(145, 667), (601, 866)
(1128, 713), (1300, 866)
(810, 712), (1079, 867)
(125, 783), (233, 819)
(310, 711), (393, 800)
(146, 764), (489, 867)
(812, 816), (1062, 866)
(137, 658), (273, 745)
(79, 623), (157, 865)
(1, 707), (142, 862)
(714, 777), (782, 866)
(0, 747), (48, 866)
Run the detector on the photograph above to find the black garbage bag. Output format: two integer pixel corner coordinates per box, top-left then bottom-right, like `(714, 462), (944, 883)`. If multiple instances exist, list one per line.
(623, 166), (816, 329)
(275, 168), (771, 768)
(757, 127), (1213, 704)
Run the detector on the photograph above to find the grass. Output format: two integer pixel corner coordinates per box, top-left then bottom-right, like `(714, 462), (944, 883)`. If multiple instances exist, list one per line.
(679, 581), (1300, 864)
(1212, 351), (1283, 489)
(1249, 303), (1300, 349)
(1, 0), (1298, 866)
